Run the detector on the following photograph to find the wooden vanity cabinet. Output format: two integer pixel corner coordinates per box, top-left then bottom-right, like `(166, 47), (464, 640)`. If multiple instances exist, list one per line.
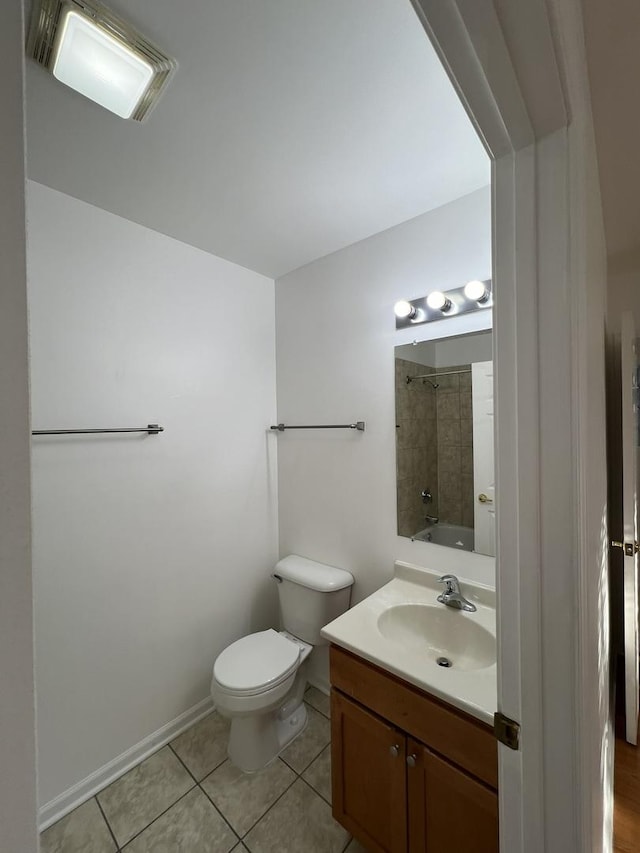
(407, 739), (498, 853)
(331, 691), (408, 853)
(330, 646), (498, 853)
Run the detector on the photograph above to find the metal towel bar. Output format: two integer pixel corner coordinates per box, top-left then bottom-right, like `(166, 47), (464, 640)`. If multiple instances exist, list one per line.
(32, 424), (164, 436)
(270, 421), (365, 432)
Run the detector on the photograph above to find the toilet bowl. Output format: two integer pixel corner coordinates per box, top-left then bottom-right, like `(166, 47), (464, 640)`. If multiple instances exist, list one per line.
(212, 628), (312, 771)
(211, 555), (354, 772)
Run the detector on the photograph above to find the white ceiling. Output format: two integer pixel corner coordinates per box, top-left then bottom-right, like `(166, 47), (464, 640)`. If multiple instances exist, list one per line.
(582, 0), (640, 268)
(24, 0), (490, 279)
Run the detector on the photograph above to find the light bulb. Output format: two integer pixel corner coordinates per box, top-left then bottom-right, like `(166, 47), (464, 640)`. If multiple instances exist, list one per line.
(426, 291), (451, 312)
(394, 300), (416, 319)
(464, 280), (489, 303)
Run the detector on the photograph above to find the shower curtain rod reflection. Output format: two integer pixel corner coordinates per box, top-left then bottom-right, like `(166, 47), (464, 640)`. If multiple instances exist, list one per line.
(406, 368), (471, 383)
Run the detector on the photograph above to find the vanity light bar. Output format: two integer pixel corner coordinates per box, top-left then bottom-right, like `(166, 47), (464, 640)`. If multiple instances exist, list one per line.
(394, 279), (492, 330)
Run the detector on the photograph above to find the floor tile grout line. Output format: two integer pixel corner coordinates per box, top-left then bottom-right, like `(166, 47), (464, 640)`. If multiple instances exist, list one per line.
(195, 755), (231, 786)
(195, 780), (245, 844)
(305, 698), (330, 719)
(299, 766), (332, 807)
(231, 765), (302, 841)
(94, 794), (122, 852)
(236, 769), (349, 850)
(197, 782), (241, 846)
(281, 742), (330, 777)
(167, 741), (200, 785)
(116, 782), (199, 850)
(304, 692), (331, 720)
(306, 695), (331, 719)
(168, 738), (230, 788)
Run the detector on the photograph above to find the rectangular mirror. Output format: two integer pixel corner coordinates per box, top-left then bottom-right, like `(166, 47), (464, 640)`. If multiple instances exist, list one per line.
(395, 330), (495, 556)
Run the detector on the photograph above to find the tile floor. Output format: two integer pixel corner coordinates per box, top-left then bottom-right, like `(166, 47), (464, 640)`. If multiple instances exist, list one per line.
(40, 687), (367, 853)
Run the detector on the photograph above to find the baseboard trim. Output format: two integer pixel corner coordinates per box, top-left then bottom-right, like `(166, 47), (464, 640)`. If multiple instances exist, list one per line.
(38, 696), (215, 831)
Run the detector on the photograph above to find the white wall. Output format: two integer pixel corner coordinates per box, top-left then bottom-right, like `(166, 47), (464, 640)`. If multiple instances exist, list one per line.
(434, 331), (493, 366)
(0, 3), (38, 851)
(27, 182), (279, 810)
(395, 339), (438, 366)
(275, 186), (493, 613)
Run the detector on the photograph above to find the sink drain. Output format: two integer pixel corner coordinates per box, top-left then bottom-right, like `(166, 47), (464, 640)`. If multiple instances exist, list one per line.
(436, 656), (453, 668)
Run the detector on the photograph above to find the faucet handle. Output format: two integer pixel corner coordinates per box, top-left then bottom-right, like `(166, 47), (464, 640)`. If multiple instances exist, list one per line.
(436, 575), (477, 612)
(437, 574), (460, 593)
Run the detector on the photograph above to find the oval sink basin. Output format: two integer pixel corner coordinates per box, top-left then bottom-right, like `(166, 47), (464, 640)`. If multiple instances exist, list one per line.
(377, 604), (496, 671)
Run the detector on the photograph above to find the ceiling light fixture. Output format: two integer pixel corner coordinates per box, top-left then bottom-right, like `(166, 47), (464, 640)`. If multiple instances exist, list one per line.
(27, 0), (177, 121)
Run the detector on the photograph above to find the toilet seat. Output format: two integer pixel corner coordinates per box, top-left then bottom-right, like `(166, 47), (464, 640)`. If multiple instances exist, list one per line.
(213, 629), (300, 697)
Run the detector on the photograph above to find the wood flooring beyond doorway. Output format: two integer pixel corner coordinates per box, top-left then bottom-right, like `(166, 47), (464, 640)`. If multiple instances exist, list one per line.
(615, 735), (640, 852)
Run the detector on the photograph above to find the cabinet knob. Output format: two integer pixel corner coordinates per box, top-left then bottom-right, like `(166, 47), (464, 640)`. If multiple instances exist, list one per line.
(407, 753), (418, 768)
(390, 744), (400, 758)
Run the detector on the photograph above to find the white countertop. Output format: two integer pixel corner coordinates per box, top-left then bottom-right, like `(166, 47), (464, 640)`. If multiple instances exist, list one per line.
(321, 561), (497, 726)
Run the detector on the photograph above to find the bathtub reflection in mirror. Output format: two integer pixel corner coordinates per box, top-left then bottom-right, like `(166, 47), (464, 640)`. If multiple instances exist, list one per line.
(395, 330), (495, 557)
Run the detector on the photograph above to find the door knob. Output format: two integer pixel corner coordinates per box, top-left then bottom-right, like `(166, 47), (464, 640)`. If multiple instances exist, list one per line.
(390, 744), (400, 758)
(478, 493), (493, 504)
(406, 753), (418, 767)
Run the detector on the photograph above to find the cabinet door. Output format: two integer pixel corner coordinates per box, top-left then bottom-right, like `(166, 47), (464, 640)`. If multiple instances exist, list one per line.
(331, 690), (407, 853)
(407, 739), (498, 853)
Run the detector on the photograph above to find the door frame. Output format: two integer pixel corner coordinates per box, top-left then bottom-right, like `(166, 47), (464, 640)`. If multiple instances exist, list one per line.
(619, 313), (639, 744)
(410, 0), (610, 851)
(0, 2), (38, 853)
(471, 360), (496, 557)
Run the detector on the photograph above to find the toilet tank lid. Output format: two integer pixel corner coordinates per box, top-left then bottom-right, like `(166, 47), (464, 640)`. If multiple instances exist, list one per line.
(274, 555), (354, 592)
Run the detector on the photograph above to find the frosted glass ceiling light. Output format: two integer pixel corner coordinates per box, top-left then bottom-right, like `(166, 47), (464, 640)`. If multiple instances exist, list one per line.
(464, 279), (490, 303)
(27, 0), (177, 121)
(426, 291), (451, 312)
(53, 11), (153, 118)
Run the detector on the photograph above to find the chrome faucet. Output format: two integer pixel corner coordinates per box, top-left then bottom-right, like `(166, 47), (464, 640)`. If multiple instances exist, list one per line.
(424, 515), (439, 525)
(437, 575), (477, 612)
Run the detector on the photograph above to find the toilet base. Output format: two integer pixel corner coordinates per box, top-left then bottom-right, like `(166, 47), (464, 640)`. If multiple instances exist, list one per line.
(227, 701), (307, 772)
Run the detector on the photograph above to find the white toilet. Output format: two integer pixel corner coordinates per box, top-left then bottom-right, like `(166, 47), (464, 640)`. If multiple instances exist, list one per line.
(211, 554), (354, 772)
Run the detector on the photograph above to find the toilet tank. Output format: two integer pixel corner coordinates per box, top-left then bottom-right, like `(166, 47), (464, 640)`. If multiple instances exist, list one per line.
(273, 555), (354, 645)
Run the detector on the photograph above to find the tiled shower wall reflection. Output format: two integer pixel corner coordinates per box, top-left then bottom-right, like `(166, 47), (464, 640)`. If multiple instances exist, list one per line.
(395, 358), (438, 537)
(435, 365), (474, 528)
(395, 359), (474, 537)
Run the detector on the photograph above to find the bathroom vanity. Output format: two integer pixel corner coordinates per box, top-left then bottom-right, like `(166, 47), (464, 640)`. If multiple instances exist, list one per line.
(322, 561), (498, 853)
(330, 646), (497, 853)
